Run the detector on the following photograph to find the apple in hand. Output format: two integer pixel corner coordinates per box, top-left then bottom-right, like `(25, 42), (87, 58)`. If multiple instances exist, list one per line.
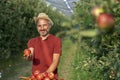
(23, 49), (31, 57)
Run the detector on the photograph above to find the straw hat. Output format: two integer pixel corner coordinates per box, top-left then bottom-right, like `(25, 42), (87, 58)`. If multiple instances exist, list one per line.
(34, 13), (54, 26)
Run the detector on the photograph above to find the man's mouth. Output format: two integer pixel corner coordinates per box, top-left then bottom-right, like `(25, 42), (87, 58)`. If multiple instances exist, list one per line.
(40, 30), (47, 33)
(40, 30), (46, 31)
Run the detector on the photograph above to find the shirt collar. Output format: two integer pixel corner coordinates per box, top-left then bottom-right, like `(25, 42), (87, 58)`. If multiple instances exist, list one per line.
(40, 34), (51, 40)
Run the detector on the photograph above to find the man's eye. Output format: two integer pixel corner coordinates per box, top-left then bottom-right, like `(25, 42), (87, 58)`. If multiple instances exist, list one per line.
(44, 24), (47, 26)
(38, 25), (41, 27)
(37, 24), (48, 27)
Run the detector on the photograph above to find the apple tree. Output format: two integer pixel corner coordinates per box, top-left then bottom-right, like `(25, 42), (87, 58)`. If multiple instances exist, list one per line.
(69, 0), (120, 79)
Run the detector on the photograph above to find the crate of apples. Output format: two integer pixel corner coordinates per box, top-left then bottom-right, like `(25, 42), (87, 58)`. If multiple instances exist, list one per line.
(20, 70), (60, 80)
(31, 70), (55, 80)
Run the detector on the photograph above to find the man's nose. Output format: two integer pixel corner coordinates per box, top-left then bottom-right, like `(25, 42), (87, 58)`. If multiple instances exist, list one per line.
(41, 26), (44, 30)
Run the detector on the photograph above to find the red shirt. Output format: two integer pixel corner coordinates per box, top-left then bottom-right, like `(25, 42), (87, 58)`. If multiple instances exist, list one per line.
(27, 34), (62, 75)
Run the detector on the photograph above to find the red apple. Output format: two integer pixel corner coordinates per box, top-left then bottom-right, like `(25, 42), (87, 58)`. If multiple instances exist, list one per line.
(23, 49), (31, 56)
(33, 70), (40, 77)
(91, 6), (104, 18)
(97, 13), (115, 30)
(43, 72), (48, 77)
(48, 72), (55, 79)
(36, 73), (44, 80)
(43, 77), (50, 80)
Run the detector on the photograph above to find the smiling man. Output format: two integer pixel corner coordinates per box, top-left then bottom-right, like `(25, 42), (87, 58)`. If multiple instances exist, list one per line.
(26, 13), (62, 79)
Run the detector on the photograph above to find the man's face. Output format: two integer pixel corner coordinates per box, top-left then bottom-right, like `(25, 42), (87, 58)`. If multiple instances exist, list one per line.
(37, 19), (51, 37)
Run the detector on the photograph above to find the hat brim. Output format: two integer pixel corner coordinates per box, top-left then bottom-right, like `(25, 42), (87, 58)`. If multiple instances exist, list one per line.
(34, 16), (53, 26)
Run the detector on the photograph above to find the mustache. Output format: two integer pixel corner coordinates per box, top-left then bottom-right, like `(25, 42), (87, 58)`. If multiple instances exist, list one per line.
(40, 29), (46, 31)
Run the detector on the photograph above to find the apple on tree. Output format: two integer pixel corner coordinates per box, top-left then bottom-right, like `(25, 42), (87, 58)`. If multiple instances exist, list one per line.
(97, 13), (115, 31)
(91, 6), (104, 18)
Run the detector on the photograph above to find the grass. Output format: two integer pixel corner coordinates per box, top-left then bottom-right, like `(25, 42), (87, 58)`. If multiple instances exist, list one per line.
(58, 38), (77, 80)
(73, 49), (90, 80)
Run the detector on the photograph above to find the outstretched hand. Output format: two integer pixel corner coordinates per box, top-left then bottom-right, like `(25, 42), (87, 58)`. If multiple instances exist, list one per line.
(23, 49), (33, 61)
(24, 53), (33, 60)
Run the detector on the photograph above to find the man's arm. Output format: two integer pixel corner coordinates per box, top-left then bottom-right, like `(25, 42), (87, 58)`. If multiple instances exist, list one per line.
(46, 53), (61, 73)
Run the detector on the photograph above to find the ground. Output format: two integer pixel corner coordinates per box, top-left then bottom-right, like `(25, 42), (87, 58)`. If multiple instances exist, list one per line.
(58, 38), (77, 80)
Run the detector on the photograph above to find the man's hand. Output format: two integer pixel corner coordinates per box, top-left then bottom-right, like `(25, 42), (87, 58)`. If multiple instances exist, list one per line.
(24, 53), (33, 60)
(23, 48), (34, 60)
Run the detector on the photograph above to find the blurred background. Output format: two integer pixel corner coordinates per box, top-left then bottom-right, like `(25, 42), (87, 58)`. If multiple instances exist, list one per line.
(0, 0), (120, 80)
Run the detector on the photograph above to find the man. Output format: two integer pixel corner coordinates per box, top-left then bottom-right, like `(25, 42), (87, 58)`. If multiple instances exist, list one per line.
(26, 13), (62, 79)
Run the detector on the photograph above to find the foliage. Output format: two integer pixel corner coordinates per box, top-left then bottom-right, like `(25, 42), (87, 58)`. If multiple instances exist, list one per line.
(70, 0), (120, 79)
(0, 0), (68, 59)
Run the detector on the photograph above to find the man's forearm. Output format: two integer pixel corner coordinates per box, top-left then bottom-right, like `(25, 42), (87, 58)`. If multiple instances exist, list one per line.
(46, 61), (58, 72)
(46, 54), (60, 72)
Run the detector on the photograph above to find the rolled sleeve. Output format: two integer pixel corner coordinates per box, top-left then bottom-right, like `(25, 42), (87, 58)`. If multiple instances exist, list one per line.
(27, 39), (34, 48)
(53, 38), (62, 55)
